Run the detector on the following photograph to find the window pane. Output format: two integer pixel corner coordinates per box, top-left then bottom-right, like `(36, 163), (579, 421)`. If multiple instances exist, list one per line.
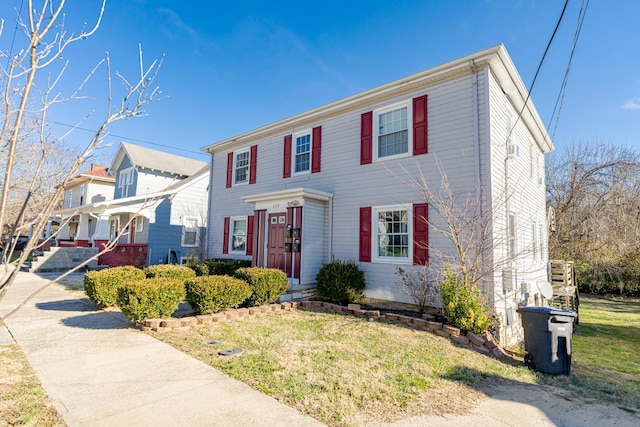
(377, 208), (409, 259)
(295, 134), (311, 173)
(232, 219), (247, 252)
(235, 151), (249, 183)
(378, 107), (408, 158)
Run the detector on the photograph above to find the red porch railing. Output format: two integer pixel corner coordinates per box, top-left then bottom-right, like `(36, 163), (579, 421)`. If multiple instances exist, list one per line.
(95, 242), (148, 268)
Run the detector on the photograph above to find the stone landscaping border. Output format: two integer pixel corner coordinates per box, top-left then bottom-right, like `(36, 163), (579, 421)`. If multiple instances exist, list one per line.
(140, 300), (509, 359)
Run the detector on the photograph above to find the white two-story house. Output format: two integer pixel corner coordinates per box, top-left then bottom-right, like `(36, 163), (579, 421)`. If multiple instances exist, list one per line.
(203, 45), (552, 344)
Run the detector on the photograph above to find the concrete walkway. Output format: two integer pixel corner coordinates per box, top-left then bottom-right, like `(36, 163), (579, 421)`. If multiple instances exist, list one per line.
(0, 272), (324, 427)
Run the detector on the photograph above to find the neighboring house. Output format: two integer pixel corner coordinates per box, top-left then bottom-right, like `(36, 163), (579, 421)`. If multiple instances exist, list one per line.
(53, 164), (115, 246)
(203, 45), (552, 345)
(52, 142), (208, 267)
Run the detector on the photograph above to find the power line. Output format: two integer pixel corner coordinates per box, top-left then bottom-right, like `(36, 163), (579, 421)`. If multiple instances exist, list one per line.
(507, 0), (569, 143)
(547, 0), (590, 141)
(51, 121), (208, 157)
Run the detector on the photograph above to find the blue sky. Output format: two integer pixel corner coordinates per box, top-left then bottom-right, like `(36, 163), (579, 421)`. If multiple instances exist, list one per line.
(2, 1), (639, 161)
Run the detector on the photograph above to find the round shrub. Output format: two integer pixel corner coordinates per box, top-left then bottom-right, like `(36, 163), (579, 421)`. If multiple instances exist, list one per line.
(439, 267), (491, 334)
(234, 267), (289, 306)
(204, 258), (252, 276)
(185, 275), (252, 314)
(144, 264), (196, 280)
(315, 259), (365, 305)
(84, 266), (145, 309)
(117, 278), (186, 323)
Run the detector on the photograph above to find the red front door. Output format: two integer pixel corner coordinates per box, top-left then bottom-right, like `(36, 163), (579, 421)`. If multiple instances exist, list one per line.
(267, 213), (286, 272)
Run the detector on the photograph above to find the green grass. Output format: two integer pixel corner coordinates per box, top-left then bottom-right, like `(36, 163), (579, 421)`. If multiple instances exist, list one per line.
(0, 345), (64, 426)
(151, 296), (640, 425)
(538, 295), (640, 412)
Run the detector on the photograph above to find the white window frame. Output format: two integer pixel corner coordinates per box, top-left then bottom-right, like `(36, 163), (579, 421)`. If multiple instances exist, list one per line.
(67, 189), (74, 208)
(181, 216), (199, 247)
(80, 184), (86, 206)
(118, 167), (134, 196)
(373, 99), (413, 162)
(134, 216), (144, 232)
(230, 216), (248, 254)
(233, 149), (250, 186)
(109, 217), (120, 241)
(373, 204), (412, 264)
(292, 130), (312, 175)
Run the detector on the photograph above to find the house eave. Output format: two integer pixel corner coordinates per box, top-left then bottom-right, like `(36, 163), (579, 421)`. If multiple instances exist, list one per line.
(242, 187), (334, 204)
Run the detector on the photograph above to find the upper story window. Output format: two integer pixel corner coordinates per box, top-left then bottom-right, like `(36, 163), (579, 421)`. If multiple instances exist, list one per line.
(508, 212), (517, 258)
(294, 132), (311, 174)
(376, 103), (410, 159)
(375, 205), (411, 263)
(118, 167), (134, 197)
(234, 150), (250, 185)
(80, 184), (86, 205)
(67, 189), (74, 208)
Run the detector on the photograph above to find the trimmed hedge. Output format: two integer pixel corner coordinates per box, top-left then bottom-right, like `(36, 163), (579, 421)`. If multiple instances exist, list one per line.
(315, 259), (365, 304)
(117, 278), (186, 323)
(204, 258), (251, 276)
(144, 264), (196, 280)
(185, 275), (252, 314)
(186, 262), (209, 277)
(84, 266), (145, 309)
(234, 267), (289, 306)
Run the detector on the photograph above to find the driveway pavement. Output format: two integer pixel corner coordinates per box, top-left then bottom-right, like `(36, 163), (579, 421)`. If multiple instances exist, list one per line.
(0, 271), (323, 427)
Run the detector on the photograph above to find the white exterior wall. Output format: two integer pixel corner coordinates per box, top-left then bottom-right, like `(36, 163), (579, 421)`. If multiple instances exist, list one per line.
(300, 199), (328, 285)
(208, 72), (483, 304)
(487, 69), (549, 344)
(136, 169), (181, 195)
(169, 174), (209, 250)
(86, 180), (114, 204)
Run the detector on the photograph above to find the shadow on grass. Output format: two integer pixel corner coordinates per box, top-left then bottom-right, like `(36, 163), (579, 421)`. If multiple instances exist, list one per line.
(440, 366), (640, 425)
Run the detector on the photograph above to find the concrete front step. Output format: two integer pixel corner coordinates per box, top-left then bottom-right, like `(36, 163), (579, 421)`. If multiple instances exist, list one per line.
(30, 247), (99, 273)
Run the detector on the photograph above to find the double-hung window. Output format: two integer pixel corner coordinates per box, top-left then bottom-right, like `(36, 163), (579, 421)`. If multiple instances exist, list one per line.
(230, 217), (247, 253)
(294, 132), (311, 174)
(118, 168), (134, 197)
(508, 212), (517, 258)
(376, 101), (411, 160)
(374, 205), (411, 262)
(67, 189), (74, 208)
(531, 222), (538, 260)
(234, 150), (250, 185)
(182, 217), (199, 247)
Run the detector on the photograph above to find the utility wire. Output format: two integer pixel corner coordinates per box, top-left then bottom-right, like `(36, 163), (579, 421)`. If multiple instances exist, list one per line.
(52, 121), (208, 157)
(507, 0), (569, 143)
(547, 0), (590, 141)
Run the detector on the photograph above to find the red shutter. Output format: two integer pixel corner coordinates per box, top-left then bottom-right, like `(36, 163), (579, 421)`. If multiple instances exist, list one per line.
(360, 111), (373, 165)
(312, 126), (322, 173)
(413, 95), (428, 155)
(413, 203), (429, 265)
(226, 152), (233, 188)
(222, 217), (230, 254)
(283, 135), (292, 178)
(359, 207), (372, 262)
(246, 215), (254, 256)
(249, 145), (257, 184)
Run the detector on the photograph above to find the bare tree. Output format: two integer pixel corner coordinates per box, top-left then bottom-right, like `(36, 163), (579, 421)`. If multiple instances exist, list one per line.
(0, 1), (163, 298)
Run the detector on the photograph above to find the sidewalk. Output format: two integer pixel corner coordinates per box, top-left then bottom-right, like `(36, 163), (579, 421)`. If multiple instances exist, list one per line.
(0, 271), (324, 427)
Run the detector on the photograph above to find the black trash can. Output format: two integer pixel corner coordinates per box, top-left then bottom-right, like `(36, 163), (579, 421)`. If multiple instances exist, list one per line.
(516, 306), (577, 375)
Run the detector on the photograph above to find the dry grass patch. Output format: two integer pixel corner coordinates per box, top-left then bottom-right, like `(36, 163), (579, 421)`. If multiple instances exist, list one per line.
(152, 310), (536, 425)
(0, 344), (64, 426)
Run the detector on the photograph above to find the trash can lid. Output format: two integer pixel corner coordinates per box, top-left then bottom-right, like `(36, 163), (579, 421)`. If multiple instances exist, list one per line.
(516, 306), (577, 317)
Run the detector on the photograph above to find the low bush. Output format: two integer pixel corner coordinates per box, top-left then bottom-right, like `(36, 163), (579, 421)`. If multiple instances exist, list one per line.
(185, 275), (253, 314)
(234, 267), (289, 306)
(439, 267), (491, 334)
(204, 258), (251, 276)
(144, 264), (196, 280)
(117, 278), (186, 323)
(315, 259), (365, 305)
(84, 266), (145, 309)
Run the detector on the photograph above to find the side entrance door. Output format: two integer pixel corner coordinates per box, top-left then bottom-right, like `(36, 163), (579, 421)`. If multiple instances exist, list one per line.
(267, 213), (286, 273)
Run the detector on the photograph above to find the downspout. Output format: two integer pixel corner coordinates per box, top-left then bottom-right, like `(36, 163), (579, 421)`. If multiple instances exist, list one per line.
(327, 195), (334, 262)
(469, 60), (483, 251)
